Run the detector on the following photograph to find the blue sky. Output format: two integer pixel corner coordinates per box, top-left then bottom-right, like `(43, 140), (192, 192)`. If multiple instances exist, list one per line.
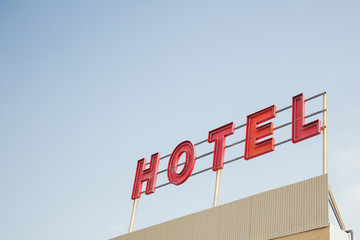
(0, 1), (359, 239)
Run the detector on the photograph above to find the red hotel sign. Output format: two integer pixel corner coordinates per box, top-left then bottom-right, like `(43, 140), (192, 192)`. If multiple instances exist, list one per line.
(131, 93), (321, 200)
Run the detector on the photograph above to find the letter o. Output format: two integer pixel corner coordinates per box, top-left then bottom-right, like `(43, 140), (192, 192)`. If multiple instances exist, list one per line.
(167, 140), (196, 185)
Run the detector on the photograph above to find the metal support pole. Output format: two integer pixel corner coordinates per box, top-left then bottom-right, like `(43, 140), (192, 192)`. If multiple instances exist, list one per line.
(213, 170), (221, 207)
(128, 199), (138, 233)
(328, 184), (346, 230)
(323, 93), (328, 175)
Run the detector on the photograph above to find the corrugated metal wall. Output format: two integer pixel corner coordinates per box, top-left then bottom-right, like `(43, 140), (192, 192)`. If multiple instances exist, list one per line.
(111, 175), (328, 240)
(273, 227), (329, 240)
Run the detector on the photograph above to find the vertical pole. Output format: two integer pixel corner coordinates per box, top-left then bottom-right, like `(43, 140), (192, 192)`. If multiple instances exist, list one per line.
(323, 93), (328, 175)
(128, 199), (138, 233)
(213, 170), (221, 207)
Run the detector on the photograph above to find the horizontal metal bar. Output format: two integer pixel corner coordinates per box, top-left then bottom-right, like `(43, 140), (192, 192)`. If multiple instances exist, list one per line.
(195, 139), (208, 146)
(191, 136), (293, 178)
(276, 91), (326, 114)
(197, 151), (215, 160)
(156, 140), (245, 174)
(274, 122), (291, 130)
(142, 92), (327, 193)
(305, 91), (326, 102)
(156, 150), (214, 175)
(160, 153), (171, 160)
(224, 155), (244, 165)
(147, 92), (326, 166)
(157, 168), (168, 175)
(305, 109), (325, 118)
(147, 139), (211, 165)
(275, 138), (292, 146)
(150, 136), (295, 193)
(152, 108), (325, 172)
(225, 139), (245, 148)
(234, 123), (246, 130)
(274, 109), (325, 131)
(190, 166), (213, 177)
(146, 141), (207, 166)
(276, 105), (292, 114)
(149, 131), (249, 165)
(141, 182), (172, 194)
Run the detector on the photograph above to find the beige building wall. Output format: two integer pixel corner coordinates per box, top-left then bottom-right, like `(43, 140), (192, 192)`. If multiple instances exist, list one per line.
(273, 225), (350, 240)
(273, 227), (329, 240)
(112, 175), (329, 240)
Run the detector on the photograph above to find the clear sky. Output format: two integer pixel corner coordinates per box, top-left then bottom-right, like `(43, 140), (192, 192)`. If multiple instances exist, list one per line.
(0, 1), (359, 239)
